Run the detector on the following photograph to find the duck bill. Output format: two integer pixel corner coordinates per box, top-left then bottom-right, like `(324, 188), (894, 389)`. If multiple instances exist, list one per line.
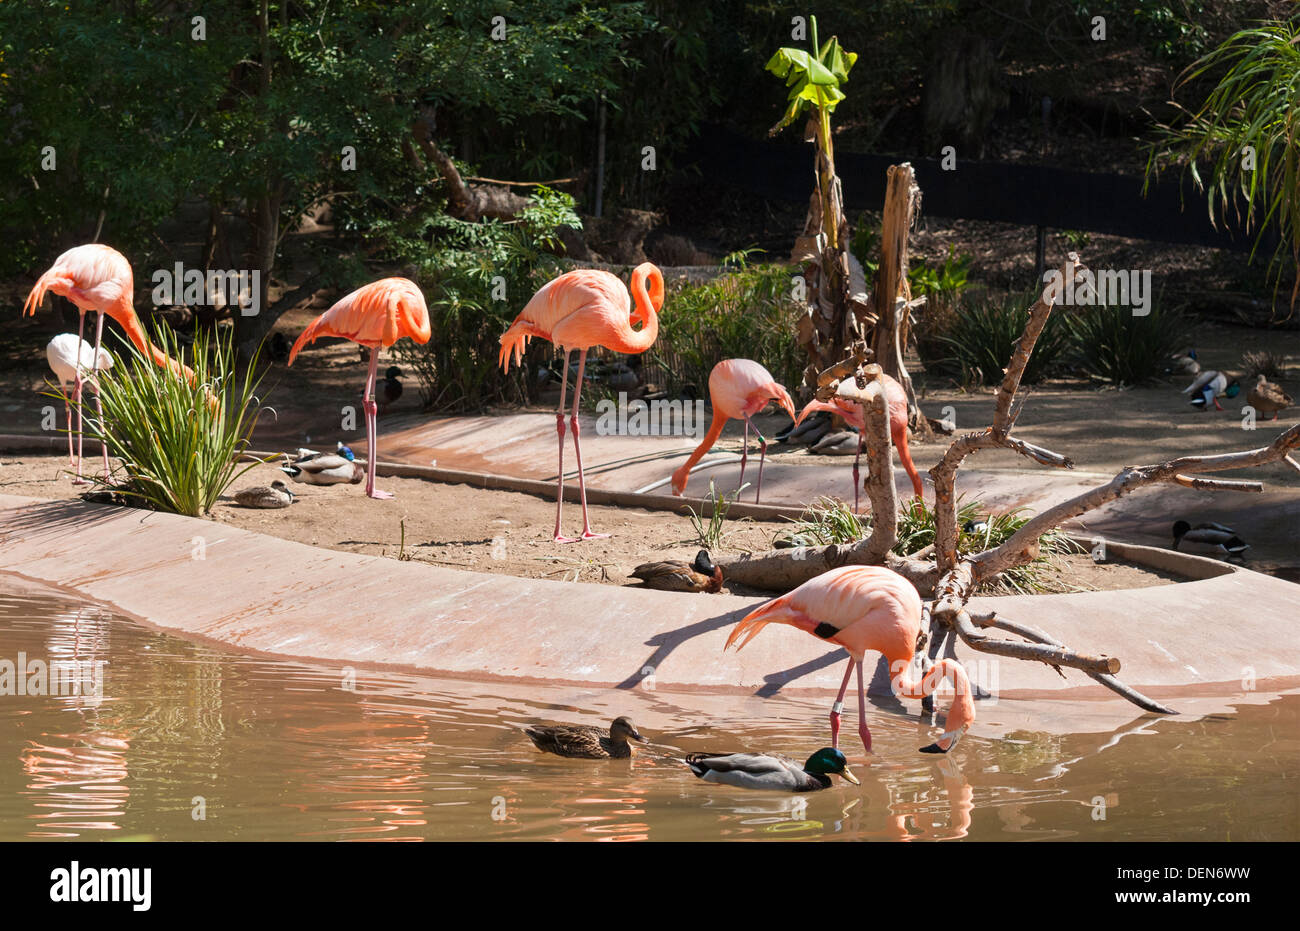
(840, 767), (860, 785)
(630, 730), (647, 743)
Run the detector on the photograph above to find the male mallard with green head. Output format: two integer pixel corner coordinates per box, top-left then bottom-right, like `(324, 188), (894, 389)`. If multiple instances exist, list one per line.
(524, 716), (646, 759)
(281, 448), (364, 486)
(683, 747), (859, 792)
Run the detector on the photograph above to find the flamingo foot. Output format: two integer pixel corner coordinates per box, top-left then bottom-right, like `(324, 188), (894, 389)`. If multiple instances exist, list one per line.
(920, 724), (968, 755)
(72, 476), (90, 487)
(580, 531), (610, 540)
(858, 722), (874, 756)
(368, 489), (395, 500)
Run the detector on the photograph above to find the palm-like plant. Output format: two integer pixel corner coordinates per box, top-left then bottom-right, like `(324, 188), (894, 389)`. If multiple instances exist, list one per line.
(1146, 17), (1300, 311)
(766, 17), (861, 389)
(89, 326), (270, 516)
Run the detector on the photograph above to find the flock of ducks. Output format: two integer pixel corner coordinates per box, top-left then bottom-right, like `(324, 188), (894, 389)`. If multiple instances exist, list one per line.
(1173, 348), (1291, 416)
(522, 716), (857, 792)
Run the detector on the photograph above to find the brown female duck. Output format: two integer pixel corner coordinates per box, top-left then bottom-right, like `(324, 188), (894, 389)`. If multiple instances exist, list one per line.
(524, 716), (646, 759)
(1247, 374), (1292, 420)
(629, 549), (723, 593)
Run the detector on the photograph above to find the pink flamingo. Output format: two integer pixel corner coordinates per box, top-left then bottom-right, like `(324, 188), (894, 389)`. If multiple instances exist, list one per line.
(726, 564), (974, 756)
(670, 359), (796, 503)
(499, 263), (664, 542)
(289, 278), (431, 499)
(793, 372), (924, 509)
(24, 244), (195, 483)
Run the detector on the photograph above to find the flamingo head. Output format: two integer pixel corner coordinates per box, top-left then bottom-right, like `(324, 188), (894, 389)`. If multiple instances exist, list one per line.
(670, 464), (689, 496)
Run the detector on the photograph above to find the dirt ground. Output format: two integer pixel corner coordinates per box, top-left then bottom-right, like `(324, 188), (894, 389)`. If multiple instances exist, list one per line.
(1, 452), (1178, 595)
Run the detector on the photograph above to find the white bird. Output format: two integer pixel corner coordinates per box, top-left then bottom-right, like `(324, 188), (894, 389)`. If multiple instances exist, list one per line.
(45, 334), (113, 466)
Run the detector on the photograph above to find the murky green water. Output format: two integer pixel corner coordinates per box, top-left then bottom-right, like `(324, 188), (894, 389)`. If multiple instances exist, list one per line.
(0, 581), (1294, 841)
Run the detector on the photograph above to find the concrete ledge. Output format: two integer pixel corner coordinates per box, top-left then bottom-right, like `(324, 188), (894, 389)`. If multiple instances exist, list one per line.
(1, 494), (1297, 716)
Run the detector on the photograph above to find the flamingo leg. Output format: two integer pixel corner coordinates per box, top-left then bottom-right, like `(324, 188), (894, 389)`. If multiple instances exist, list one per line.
(91, 310), (110, 480)
(71, 312), (88, 485)
(737, 418), (748, 492)
(743, 414), (767, 503)
(856, 659), (873, 755)
(553, 350), (573, 542)
(362, 348), (392, 499)
(62, 386), (74, 465)
(852, 435), (862, 512)
(567, 349), (607, 541)
(830, 657), (855, 750)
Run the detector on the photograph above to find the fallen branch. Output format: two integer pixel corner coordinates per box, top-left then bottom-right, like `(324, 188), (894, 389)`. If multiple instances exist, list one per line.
(969, 612), (1176, 715)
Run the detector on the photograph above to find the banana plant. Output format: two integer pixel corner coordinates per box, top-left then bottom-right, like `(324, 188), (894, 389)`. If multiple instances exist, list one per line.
(765, 17), (861, 388)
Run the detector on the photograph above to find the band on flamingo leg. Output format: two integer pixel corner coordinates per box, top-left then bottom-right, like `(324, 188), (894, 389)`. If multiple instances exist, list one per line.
(830, 657), (855, 749)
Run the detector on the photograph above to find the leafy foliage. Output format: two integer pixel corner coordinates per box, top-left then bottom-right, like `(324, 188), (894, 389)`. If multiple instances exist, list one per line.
(783, 496), (1080, 594)
(1064, 301), (1186, 386)
(388, 186), (582, 410)
(1146, 16), (1300, 308)
(933, 290), (1071, 386)
(87, 326), (268, 517)
(645, 264), (804, 397)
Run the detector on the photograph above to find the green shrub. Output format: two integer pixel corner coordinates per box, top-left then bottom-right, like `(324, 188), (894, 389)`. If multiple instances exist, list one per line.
(932, 290), (1070, 385)
(1064, 301), (1185, 386)
(89, 325), (269, 517)
(645, 264), (804, 397)
(782, 496), (1079, 594)
(386, 186), (581, 411)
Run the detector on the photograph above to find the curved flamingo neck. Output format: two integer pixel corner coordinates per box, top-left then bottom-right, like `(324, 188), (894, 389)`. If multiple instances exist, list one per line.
(672, 407), (728, 494)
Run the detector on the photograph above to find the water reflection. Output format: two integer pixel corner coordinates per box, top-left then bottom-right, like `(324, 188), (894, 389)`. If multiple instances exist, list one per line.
(0, 584), (1295, 841)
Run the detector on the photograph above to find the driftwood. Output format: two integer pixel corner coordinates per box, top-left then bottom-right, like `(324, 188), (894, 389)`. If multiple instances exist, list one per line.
(714, 251), (1300, 715)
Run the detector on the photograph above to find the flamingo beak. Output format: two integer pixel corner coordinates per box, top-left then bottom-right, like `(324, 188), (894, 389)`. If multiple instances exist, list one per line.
(840, 766), (860, 786)
(919, 724), (969, 755)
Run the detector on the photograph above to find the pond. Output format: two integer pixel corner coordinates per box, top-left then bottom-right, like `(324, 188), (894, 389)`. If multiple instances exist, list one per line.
(0, 580), (1293, 841)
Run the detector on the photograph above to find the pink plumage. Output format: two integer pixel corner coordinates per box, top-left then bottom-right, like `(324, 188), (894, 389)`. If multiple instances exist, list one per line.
(793, 372), (924, 504)
(497, 264), (664, 542)
(498, 264), (662, 371)
(727, 565), (974, 754)
(670, 358), (796, 502)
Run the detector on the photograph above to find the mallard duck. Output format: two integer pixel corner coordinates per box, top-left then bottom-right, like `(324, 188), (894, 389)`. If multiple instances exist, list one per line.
(810, 429), (861, 456)
(378, 366), (403, 413)
(1167, 347), (1199, 376)
(281, 449), (364, 486)
(1247, 374), (1291, 420)
(233, 480), (295, 509)
(1172, 520), (1248, 555)
(1183, 371), (1240, 410)
(683, 747), (859, 792)
(523, 716), (646, 759)
(336, 441), (356, 461)
(629, 549), (723, 593)
(776, 409), (831, 445)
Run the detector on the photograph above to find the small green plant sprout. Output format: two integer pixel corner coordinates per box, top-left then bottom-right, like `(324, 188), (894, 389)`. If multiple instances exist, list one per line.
(685, 480), (743, 550)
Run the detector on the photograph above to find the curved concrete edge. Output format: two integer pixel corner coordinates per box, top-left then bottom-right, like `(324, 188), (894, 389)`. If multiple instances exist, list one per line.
(1063, 534), (1238, 580)
(1, 493), (1297, 713)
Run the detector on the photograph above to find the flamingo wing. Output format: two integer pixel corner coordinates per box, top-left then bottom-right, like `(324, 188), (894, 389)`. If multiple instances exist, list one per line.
(289, 278), (430, 364)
